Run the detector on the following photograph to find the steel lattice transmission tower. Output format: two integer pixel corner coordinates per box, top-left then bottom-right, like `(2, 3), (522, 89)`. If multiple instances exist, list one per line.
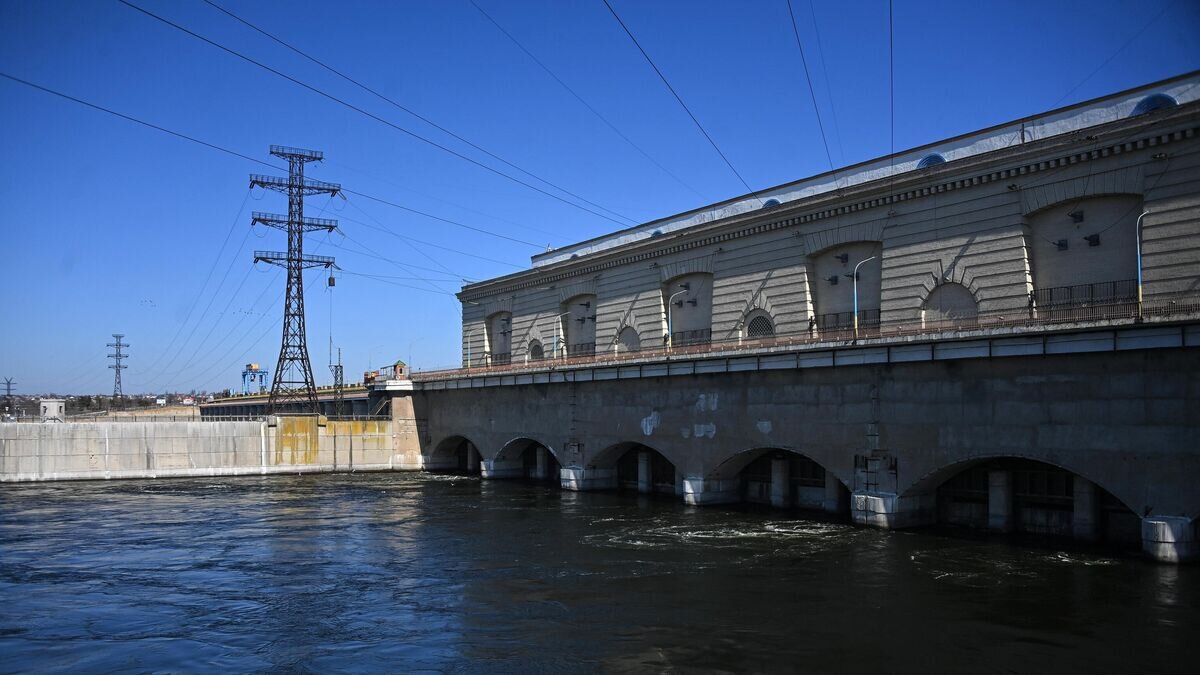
(107, 334), (128, 408)
(250, 146), (340, 414)
(330, 348), (344, 418)
(3, 377), (14, 417)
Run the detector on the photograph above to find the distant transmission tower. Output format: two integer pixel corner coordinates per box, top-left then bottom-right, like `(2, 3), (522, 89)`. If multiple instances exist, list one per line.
(3, 377), (14, 416)
(107, 334), (128, 409)
(330, 347), (344, 418)
(251, 146), (340, 414)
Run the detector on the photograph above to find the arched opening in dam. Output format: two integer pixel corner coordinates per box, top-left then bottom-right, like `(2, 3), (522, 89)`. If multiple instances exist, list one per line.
(429, 436), (482, 475)
(591, 442), (678, 496)
(495, 437), (562, 486)
(708, 448), (850, 514)
(918, 457), (1141, 545)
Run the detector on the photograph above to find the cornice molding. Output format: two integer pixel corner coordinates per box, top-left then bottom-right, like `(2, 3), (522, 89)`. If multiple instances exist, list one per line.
(460, 117), (1196, 302)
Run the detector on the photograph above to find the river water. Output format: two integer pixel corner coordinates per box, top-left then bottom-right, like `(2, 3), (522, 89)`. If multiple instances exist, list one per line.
(0, 473), (1196, 673)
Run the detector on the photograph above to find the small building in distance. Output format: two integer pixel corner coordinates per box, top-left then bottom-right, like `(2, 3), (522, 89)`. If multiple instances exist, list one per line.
(39, 399), (65, 422)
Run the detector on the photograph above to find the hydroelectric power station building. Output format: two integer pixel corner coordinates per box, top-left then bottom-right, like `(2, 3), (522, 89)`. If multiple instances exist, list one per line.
(121, 72), (1200, 561)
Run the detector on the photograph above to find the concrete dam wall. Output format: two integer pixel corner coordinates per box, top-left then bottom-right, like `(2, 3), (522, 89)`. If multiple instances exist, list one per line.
(0, 418), (405, 482)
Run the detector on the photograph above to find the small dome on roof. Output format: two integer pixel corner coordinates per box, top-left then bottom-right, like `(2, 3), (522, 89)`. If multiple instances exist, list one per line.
(1131, 92), (1178, 116)
(917, 153), (946, 169)
(762, 198), (782, 209)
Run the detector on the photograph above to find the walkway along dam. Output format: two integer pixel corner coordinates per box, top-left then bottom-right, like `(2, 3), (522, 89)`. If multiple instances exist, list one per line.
(5, 74), (1200, 563)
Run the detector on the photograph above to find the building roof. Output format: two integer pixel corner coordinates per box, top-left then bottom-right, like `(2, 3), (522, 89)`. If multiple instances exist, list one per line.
(524, 70), (1199, 270)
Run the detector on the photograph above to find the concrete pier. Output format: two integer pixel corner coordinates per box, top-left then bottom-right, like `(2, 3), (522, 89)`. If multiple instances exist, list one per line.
(987, 470), (1014, 533)
(823, 473), (847, 514)
(1073, 477), (1101, 542)
(561, 467), (616, 491)
(481, 458), (522, 479)
(1142, 517), (1198, 563)
(683, 478), (740, 506)
(637, 451), (651, 494)
(770, 456), (789, 508)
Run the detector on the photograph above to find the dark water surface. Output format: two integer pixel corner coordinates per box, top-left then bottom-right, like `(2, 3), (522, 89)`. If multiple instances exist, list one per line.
(1, 473), (1196, 673)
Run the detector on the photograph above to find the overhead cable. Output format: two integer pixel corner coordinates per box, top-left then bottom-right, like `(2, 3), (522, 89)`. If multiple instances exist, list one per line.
(201, 0), (637, 227)
(118, 0), (636, 228)
(599, 0), (762, 204)
(468, 0), (707, 202)
(0, 70), (545, 249)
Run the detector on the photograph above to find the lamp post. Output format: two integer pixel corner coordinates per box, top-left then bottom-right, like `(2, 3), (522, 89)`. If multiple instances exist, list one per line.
(464, 330), (475, 369)
(849, 256), (877, 340)
(1136, 210), (1149, 321)
(552, 311), (572, 359)
(666, 283), (691, 351)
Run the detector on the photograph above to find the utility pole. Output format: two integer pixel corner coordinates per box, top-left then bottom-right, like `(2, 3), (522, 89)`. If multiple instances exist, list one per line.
(251, 146), (340, 414)
(107, 334), (128, 409)
(329, 348), (344, 418)
(2, 377), (14, 417)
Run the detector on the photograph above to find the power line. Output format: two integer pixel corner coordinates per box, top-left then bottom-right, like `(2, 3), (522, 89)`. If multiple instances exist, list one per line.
(888, 0), (895, 187)
(200, 0), (637, 228)
(342, 188), (542, 247)
(141, 188), (251, 375)
(343, 197), (484, 277)
(141, 264), (257, 390)
(0, 72), (273, 169)
(182, 273), (283, 390)
(806, 0), (845, 166)
(0, 70), (547, 251)
(340, 270), (460, 296)
(328, 159), (560, 240)
(327, 238), (474, 281)
(145, 218), (256, 384)
(1052, 0), (1181, 109)
(339, 201), (461, 295)
(600, 0), (761, 204)
(118, 0), (635, 228)
(339, 202), (525, 269)
(785, 0), (835, 174)
(468, 0), (707, 202)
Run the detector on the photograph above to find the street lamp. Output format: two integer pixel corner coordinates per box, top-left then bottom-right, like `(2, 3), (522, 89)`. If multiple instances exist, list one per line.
(666, 283), (691, 351)
(847, 256), (877, 340)
(464, 329), (476, 369)
(1136, 210), (1149, 321)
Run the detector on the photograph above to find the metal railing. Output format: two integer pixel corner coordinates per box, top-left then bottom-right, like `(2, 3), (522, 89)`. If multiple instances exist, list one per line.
(671, 329), (711, 347)
(411, 291), (1200, 382)
(568, 342), (596, 357)
(815, 308), (881, 331)
(489, 352), (511, 366)
(1030, 278), (1139, 323)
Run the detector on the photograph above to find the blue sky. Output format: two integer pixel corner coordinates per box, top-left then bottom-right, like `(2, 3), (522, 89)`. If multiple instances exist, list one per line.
(1, 0), (1197, 395)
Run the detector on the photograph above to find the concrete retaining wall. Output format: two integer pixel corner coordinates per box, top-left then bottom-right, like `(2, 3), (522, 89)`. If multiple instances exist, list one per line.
(0, 418), (408, 482)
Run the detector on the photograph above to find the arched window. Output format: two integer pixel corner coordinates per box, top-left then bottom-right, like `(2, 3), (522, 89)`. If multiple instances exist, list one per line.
(664, 273), (713, 347)
(762, 198), (782, 209)
(617, 326), (641, 353)
(528, 340), (544, 361)
(745, 311), (775, 338)
(486, 311), (512, 365)
(562, 294), (597, 357)
(917, 153), (946, 169)
(809, 242), (882, 331)
(1130, 92), (1177, 116)
(1026, 195), (1140, 317)
(922, 283), (979, 328)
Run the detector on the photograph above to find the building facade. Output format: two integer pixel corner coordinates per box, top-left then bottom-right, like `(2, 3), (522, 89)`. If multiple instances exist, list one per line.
(458, 74), (1200, 366)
